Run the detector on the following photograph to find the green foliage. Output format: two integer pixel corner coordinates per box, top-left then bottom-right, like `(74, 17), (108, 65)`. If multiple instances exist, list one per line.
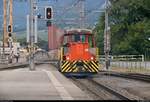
(94, 15), (105, 54)
(17, 37), (26, 47)
(36, 38), (48, 50)
(94, 0), (150, 58)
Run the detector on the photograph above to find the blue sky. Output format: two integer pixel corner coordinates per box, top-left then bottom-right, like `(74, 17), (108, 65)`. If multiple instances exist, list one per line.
(0, 0), (105, 32)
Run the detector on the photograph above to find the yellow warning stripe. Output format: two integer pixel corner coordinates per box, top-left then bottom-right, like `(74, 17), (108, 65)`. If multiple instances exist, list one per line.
(83, 60), (88, 65)
(83, 64), (92, 72)
(83, 61), (92, 72)
(90, 61), (99, 72)
(62, 61), (69, 68)
(88, 62), (98, 72)
(84, 61), (95, 72)
(90, 64), (98, 72)
(84, 61), (98, 72)
(91, 61), (99, 68)
(65, 61), (76, 72)
(65, 62), (72, 72)
(62, 62), (71, 72)
(64, 64), (72, 72)
(63, 61), (77, 72)
(73, 67), (78, 72)
(61, 62), (70, 72)
(70, 64), (77, 72)
(61, 60), (100, 73)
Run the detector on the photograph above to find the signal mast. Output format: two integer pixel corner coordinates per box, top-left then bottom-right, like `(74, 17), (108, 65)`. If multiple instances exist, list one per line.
(1, 0), (13, 63)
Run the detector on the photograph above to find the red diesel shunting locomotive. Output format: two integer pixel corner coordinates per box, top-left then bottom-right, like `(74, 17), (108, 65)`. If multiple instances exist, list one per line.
(59, 29), (100, 75)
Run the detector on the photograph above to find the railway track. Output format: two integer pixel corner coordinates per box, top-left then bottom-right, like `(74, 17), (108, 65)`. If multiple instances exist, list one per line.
(71, 78), (130, 100)
(0, 60), (52, 71)
(100, 71), (150, 83)
(0, 63), (28, 71)
(0, 50), (54, 71)
(1, 63), (148, 100)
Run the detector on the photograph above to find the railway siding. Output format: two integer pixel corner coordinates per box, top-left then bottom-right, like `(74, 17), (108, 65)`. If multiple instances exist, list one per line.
(92, 78), (142, 100)
(94, 73), (150, 100)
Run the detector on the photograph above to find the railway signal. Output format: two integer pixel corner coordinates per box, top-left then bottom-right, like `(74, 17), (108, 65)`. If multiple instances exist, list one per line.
(8, 33), (12, 37)
(45, 7), (53, 20)
(8, 25), (12, 32)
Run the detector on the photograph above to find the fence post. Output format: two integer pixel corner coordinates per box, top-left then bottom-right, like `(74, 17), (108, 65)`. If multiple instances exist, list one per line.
(139, 61), (141, 70)
(145, 61), (146, 69)
(130, 62), (132, 70)
(131, 61), (133, 69)
(142, 55), (144, 62)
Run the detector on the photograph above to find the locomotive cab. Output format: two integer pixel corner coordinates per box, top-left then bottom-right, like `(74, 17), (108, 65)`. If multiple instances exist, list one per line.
(59, 29), (100, 75)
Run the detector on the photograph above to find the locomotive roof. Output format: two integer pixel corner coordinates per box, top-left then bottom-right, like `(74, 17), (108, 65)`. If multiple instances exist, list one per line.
(65, 28), (93, 34)
(64, 29), (92, 36)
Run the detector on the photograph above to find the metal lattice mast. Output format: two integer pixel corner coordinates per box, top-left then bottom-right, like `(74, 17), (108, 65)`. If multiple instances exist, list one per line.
(78, 0), (85, 28)
(104, 0), (110, 70)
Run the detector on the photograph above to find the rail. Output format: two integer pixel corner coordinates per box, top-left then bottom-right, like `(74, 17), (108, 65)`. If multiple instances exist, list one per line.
(0, 63), (28, 71)
(100, 71), (150, 83)
(0, 61), (53, 71)
(72, 78), (130, 100)
(88, 79), (130, 100)
(0, 50), (58, 71)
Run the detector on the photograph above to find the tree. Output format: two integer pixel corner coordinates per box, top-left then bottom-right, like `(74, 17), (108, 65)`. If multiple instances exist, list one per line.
(94, 0), (150, 58)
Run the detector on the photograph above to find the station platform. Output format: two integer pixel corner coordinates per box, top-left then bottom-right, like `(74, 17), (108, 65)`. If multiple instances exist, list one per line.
(0, 64), (92, 100)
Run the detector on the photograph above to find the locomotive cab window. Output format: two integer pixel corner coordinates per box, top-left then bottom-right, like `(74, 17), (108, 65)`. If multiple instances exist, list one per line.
(62, 32), (95, 47)
(71, 34), (86, 43)
(81, 35), (86, 43)
(74, 34), (80, 42)
(88, 35), (94, 47)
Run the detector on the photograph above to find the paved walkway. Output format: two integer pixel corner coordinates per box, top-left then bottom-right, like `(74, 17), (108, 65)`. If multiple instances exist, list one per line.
(0, 64), (92, 100)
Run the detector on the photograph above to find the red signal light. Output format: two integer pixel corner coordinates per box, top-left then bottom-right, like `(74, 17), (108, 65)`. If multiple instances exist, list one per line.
(45, 7), (52, 19)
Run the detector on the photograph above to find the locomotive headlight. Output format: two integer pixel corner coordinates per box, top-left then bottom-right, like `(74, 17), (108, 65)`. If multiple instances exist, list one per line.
(66, 57), (70, 60)
(91, 57), (94, 60)
(85, 48), (89, 52)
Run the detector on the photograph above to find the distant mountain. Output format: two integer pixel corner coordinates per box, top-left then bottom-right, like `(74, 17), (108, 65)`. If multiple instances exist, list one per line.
(0, 0), (105, 35)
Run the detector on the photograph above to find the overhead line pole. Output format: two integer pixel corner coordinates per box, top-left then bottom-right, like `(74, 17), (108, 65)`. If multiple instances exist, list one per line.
(29, 0), (35, 71)
(3, 0), (7, 45)
(9, 0), (13, 34)
(78, 0), (85, 28)
(104, 0), (110, 70)
(1, 0), (7, 61)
